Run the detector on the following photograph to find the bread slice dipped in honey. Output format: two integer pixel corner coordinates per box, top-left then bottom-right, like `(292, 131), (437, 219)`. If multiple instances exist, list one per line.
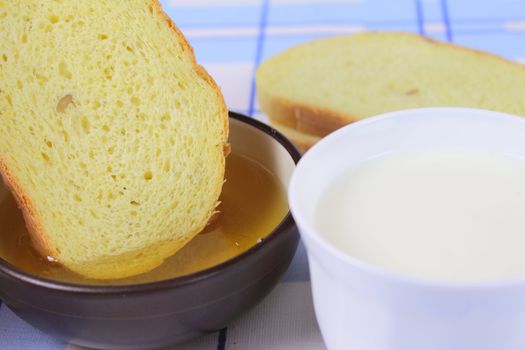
(256, 32), (525, 152)
(0, 1), (228, 279)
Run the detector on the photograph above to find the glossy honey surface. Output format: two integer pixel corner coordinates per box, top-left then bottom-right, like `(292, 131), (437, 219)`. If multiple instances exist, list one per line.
(0, 152), (288, 285)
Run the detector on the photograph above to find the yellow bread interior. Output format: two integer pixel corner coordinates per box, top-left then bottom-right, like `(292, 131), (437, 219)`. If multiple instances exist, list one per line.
(257, 32), (525, 142)
(0, 0), (228, 279)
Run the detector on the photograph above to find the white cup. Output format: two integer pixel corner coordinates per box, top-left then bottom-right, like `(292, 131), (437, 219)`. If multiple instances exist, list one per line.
(289, 108), (525, 350)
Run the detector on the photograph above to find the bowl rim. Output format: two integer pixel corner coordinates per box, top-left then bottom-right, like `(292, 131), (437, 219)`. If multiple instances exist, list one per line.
(0, 112), (301, 295)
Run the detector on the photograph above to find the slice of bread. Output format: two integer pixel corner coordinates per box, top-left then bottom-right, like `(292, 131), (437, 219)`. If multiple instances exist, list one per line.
(0, 1), (228, 279)
(256, 32), (525, 151)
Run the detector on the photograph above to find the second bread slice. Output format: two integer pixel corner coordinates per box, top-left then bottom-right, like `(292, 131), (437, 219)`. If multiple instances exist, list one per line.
(256, 32), (525, 149)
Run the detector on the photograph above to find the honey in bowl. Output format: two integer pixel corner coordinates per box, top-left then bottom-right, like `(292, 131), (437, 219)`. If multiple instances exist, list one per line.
(0, 151), (288, 285)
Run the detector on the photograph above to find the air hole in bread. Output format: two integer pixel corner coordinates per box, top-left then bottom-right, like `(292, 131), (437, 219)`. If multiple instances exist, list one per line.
(41, 152), (50, 162)
(58, 61), (72, 79)
(81, 117), (90, 134)
(103, 67), (113, 80)
(143, 171), (153, 181)
(61, 130), (69, 142)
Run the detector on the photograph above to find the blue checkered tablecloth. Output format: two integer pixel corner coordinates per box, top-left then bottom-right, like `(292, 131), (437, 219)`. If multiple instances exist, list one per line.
(1, 1), (525, 349)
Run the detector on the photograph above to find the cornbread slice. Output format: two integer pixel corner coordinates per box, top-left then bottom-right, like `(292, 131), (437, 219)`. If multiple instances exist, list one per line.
(256, 32), (525, 151)
(0, 0), (228, 279)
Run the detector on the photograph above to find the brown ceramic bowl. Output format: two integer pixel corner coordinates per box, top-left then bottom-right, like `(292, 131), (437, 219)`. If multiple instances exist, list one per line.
(0, 112), (301, 349)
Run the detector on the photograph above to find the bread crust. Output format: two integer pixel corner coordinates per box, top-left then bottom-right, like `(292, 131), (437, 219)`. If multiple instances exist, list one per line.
(270, 121), (320, 153)
(0, 158), (55, 260)
(279, 133), (317, 153)
(257, 31), (525, 139)
(258, 89), (355, 138)
(0, 0), (229, 277)
(151, 0), (229, 257)
(152, 0), (229, 139)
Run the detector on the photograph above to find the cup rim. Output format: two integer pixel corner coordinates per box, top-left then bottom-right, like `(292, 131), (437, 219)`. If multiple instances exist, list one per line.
(0, 112), (301, 295)
(289, 107), (525, 290)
